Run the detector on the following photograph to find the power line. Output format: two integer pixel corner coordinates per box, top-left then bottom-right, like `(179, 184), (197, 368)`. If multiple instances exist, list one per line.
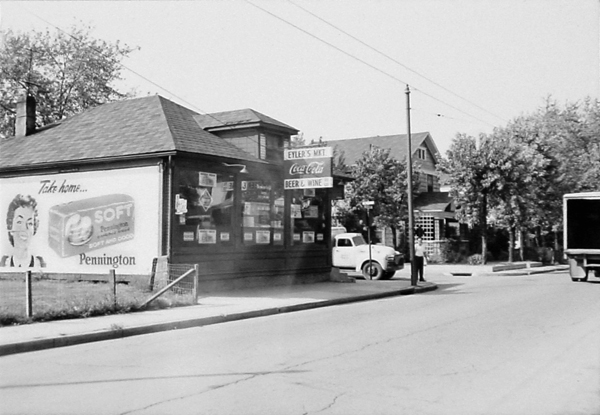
(19, 2), (500, 140)
(246, 0), (501, 129)
(412, 107), (479, 125)
(286, 0), (507, 125)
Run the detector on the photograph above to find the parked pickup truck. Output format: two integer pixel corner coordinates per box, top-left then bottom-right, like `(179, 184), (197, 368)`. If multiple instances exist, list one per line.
(563, 192), (600, 282)
(332, 232), (403, 280)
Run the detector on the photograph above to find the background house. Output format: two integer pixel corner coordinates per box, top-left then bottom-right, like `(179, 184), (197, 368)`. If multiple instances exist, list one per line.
(330, 132), (464, 259)
(331, 132), (441, 193)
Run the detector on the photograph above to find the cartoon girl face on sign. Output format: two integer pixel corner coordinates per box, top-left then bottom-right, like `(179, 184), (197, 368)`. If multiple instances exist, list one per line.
(2, 194), (45, 268)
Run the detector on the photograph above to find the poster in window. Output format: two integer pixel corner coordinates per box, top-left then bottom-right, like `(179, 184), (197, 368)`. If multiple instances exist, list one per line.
(302, 231), (315, 243)
(258, 210), (271, 227)
(305, 205), (319, 218)
(256, 230), (271, 244)
(199, 172), (217, 187)
(175, 194), (187, 215)
(243, 216), (255, 227)
(303, 188), (315, 197)
(197, 188), (213, 212)
(291, 204), (301, 218)
(198, 229), (217, 244)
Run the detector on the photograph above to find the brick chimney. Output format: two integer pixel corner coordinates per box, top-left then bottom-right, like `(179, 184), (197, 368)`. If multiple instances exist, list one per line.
(15, 89), (36, 137)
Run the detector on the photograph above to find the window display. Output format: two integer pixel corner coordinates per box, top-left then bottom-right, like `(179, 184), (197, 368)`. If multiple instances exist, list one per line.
(176, 169), (235, 246)
(174, 164), (330, 249)
(241, 180), (284, 245)
(290, 188), (326, 245)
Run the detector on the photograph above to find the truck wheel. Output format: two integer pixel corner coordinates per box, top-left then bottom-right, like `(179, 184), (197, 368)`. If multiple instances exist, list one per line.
(382, 271), (395, 280)
(362, 262), (384, 280)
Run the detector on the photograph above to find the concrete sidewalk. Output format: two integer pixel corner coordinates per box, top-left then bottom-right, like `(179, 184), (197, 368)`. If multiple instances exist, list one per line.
(0, 262), (567, 357)
(0, 278), (434, 357)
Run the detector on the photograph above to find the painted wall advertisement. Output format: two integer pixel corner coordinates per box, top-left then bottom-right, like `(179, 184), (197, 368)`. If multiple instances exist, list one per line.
(0, 166), (161, 274)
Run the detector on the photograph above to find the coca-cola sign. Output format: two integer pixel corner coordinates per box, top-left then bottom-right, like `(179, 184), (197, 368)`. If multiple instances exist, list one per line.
(283, 146), (332, 189)
(289, 161), (325, 176)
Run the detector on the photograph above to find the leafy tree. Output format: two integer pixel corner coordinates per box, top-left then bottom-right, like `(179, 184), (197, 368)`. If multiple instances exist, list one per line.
(485, 128), (548, 261)
(507, 97), (600, 252)
(439, 132), (532, 263)
(0, 25), (138, 137)
(332, 145), (348, 173)
(290, 132), (306, 147)
(444, 97), (600, 263)
(341, 146), (420, 249)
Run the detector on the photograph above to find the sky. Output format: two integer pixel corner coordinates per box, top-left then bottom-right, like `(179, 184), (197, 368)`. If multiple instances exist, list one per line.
(1, 0), (598, 155)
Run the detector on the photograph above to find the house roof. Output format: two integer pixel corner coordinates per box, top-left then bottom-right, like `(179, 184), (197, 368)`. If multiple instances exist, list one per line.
(194, 108), (298, 134)
(0, 95), (272, 171)
(330, 132), (439, 166)
(414, 191), (454, 212)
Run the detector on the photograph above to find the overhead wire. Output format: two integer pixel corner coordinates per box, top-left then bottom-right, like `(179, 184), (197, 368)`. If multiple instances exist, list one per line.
(18, 1), (501, 142)
(246, 0), (502, 129)
(286, 0), (507, 124)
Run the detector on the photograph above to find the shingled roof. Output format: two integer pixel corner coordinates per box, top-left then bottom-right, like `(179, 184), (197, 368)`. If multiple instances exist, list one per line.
(194, 108), (298, 134)
(413, 191), (455, 219)
(414, 191), (454, 212)
(0, 95), (267, 171)
(329, 132), (439, 166)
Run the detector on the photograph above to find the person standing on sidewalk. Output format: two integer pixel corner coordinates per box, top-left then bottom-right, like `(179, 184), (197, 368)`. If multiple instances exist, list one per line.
(414, 238), (428, 282)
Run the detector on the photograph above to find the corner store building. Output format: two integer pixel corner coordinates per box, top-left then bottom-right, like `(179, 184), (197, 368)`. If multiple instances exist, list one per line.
(0, 95), (335, 290)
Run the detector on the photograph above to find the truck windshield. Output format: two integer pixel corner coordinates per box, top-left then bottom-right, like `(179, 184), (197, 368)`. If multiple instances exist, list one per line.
(352, 235), (367, 246)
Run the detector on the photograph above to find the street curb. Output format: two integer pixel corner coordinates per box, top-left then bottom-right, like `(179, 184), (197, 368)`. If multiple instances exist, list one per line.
(450, 265), (568, 278)
(480, 265), (568, 277)
(0, 283), (437, 357)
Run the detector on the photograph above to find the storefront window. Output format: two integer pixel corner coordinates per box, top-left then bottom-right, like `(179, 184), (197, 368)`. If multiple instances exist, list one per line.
(241, 180), (284, 245)
(176, 170), (235, 246)
(290, 188), (326, 245)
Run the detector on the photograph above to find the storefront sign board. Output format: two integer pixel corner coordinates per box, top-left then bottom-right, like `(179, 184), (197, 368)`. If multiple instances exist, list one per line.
(283, 146), (333, 190)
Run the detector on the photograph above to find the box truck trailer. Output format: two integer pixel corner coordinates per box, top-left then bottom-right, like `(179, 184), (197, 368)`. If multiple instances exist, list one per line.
(563, 192), (600, 282)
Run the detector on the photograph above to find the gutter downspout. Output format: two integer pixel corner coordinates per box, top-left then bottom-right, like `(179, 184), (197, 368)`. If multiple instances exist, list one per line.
(166, 155), (173, 259)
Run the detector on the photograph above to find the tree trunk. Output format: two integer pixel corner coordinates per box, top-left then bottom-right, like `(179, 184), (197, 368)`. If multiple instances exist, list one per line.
(509, 227), (515, 262)
(553, 231), (559, 264)
(519, 231), (524, 261)
(481, 194), (488, 264)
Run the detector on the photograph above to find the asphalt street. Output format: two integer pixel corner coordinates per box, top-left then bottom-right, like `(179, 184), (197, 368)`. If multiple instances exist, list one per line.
(1, 268), (597, 415)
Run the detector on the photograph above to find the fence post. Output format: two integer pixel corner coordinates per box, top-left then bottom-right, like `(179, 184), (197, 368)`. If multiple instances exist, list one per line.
(148, 257), (158, 291)
(193, 264), (199, 303)
(25, 270), (32, 318)
(109, 269), (117, 307)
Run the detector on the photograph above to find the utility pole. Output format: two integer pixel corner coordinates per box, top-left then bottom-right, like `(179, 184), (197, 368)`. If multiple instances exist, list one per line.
(405, 85), (417, 286)
(364, 200), (374, 279)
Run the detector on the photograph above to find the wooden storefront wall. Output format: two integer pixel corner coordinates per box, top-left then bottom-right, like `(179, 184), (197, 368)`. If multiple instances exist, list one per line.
(168, 156), (332, 289)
